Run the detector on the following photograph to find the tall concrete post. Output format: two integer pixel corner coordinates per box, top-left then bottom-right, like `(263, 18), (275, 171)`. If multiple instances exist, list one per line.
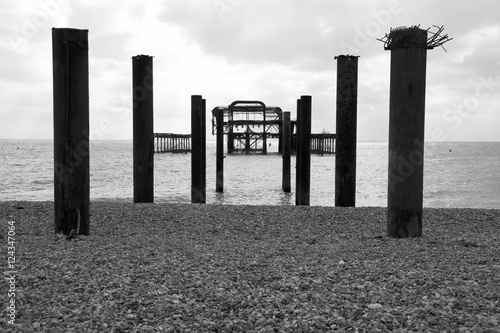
(191, 95), (206, 203)
(282, 112), (291, 192)
(132, 55), (154, 203)
(296, 96), (312, 206)
(262, 106), (267, 154)
(278, 111), (284, 154)
(202, 98), (207, 194)
(386, 27), (428, 237)
(216, 109), (224, 192)
(295, 99), (301, 205)
(52, 28), (90, 236)
(335, 55), (359, 207)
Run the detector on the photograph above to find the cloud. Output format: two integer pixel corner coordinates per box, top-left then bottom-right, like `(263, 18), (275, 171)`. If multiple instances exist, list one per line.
(0, 0), (499, 141)
(159, 0), (399, 71)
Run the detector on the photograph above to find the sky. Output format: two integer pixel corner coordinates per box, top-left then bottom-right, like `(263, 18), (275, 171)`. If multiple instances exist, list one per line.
(0, 0), (499, 141)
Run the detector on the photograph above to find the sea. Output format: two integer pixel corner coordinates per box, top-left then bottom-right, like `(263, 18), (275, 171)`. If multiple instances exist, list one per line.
(1, 140), (499, 209)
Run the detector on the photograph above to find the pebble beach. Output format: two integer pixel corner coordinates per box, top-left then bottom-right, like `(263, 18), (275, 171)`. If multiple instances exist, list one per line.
(1, 201), (499, 332)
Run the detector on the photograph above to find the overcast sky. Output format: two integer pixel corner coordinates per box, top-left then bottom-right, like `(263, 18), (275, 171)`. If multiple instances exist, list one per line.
(1, 0), (499, 141)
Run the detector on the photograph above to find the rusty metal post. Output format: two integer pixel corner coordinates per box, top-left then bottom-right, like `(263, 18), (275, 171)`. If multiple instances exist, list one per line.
(132, 55), (154, 203)
(335, 55), (359, 207)
(282, 112), (291, 192)
(52, 28), (90, 236)
(296, 96), (312, 206)
(386, 27), (427, 238)
(191, 95), (206, 203)
(216, 108), (224, 192)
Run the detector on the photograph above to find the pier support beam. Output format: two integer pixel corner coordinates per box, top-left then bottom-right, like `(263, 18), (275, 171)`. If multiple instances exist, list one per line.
(335, 55), (359, 207)
(191, 95), (206, 203)
(216, 109), (224, 192)
(132, 55), (154, 203)
(282, 112), (291, 192)
(52, 28), (90, 236)
(386, 27), (427, 238)
(296, 96), (312, 206)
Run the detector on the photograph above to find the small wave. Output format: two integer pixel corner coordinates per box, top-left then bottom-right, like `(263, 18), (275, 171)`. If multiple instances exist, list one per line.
(31, 179), (52, 185)
(91, 197), (133, 203)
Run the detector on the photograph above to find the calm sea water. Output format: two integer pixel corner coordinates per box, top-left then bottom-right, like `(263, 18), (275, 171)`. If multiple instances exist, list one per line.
(1, 140), (499, 208)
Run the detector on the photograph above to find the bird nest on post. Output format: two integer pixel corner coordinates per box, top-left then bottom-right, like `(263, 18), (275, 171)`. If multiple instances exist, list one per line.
(378, 25), (452, 51)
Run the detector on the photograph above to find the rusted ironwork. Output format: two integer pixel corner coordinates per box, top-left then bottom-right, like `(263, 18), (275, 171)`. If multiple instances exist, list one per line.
(212, 101), (283, 154)
(378, 25), (452, 51)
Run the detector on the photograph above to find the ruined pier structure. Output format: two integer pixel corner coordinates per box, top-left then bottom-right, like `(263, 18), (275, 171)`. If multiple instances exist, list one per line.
(212, 101), (282, 154)
(211, 101), (336, 155)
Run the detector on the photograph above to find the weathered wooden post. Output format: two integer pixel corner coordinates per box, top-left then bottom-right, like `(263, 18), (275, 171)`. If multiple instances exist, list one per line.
(282, 112), (291, 192)
(132, 55), (154, 203)
(382, 26), (451, 237)
(216, 108), (224, 192)
(191, 95), (206, 203)
(296, 96), (312, 206)
(335, 55), (359, 207)
(52, 28), (90, 236)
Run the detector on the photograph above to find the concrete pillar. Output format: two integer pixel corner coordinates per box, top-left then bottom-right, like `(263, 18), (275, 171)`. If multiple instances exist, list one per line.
(387, 27), (427, 238)
(201, 98), (207, 194)
(295, 99), (301, 205)
(262, 106), (267, 154)
(335, 55), (359, 207)
(191, 95), (206, 203)
(296, 96), (312, 206)
(282, 112), (291, 192)
(52, 28), (90, 236)
(132, 55), (154, 203)
(216, 109), (224, 192)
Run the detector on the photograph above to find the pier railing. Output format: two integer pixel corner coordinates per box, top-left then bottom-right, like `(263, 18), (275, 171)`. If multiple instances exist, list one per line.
(291, 133), (336, 155)
(154, 132), (335, 155)
(310, 133), (336, 155)
(154, 133), (191, 153)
